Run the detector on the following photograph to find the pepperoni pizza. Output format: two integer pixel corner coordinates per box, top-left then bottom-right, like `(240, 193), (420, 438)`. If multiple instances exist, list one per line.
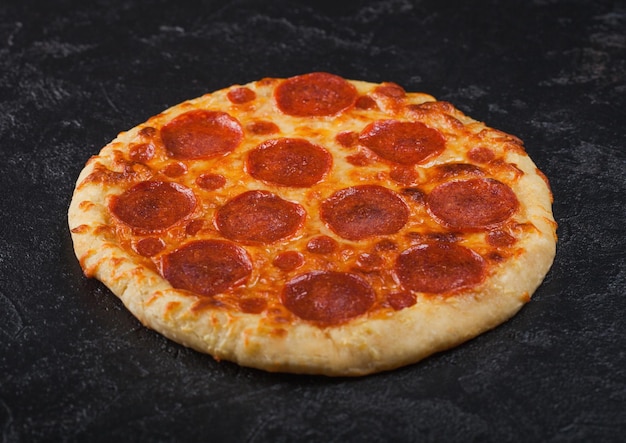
(68, 73), (557, 376)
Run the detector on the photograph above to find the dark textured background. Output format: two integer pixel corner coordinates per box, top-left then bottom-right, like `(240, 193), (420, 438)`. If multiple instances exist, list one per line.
(1, 0), (625, 441)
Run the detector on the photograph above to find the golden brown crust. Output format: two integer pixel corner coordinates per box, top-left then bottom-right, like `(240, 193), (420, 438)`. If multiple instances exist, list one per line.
(68, 74), (556, 376)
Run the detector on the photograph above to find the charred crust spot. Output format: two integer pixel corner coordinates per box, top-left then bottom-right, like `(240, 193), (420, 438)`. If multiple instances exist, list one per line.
(78, 201), (95, 211)
(164, 301), (182, 316)
(70, 224), (90, 234)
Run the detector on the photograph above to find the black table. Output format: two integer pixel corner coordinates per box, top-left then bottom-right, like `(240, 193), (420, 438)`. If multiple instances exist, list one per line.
(1, 1), (625, 441)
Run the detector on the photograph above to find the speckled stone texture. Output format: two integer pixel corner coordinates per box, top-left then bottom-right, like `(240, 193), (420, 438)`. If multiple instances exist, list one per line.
(0, 0), (624, 441)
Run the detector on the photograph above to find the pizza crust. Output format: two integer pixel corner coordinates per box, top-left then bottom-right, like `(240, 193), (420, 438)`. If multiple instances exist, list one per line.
(69, 75), (556, 376)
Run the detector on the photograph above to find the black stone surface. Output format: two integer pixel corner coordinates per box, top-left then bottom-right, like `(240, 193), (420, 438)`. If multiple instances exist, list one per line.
(1, 0), (625, 441)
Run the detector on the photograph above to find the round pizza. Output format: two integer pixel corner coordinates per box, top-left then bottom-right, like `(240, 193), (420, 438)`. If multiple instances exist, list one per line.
(68, 72), (557, 376)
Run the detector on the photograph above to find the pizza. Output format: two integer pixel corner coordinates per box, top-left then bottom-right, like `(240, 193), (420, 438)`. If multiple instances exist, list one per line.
(68, 72), (557, 376)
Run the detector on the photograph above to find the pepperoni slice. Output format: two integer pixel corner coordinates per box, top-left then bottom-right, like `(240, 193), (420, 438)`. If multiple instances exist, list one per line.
(320, 185), (409, 240)
(196, 173), (226, 190)
(162, 162), (186, 177)
(273, 251), (305, 271)
(428, 178), (519, 229)
(390, 166), (419, 185)
(374, 82), (406, 98)
(432, 163), (484, 180)
(215, 190), (305, 243)
(468, 146), (495, 163)
(246, 121), (279, 135)
(162, 240), (252, 297)
(138, 127), (157, 138)
(109, 181), (195, 232)
(129, 143), (155, 163)
(281, 271), (375, 324)
(355, 252), (383, 272)
(239, 298), (267, 314)
(134, 237), (165, 257)
(355, 95), (378, 110)
(247, 138), (332, 187)
(161, 110), (243, 160)
(386, 290), (416, 310)
(275, 72), (358, 117)
(396, 243), (486, 294)
(358, 120), (445, 165)
(306, 235), (337, 254)
(487, 230), (516, 247)
(185, 219), (204, 236)
(227, 87), (256, 104)
(335, 131), (358, 148)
